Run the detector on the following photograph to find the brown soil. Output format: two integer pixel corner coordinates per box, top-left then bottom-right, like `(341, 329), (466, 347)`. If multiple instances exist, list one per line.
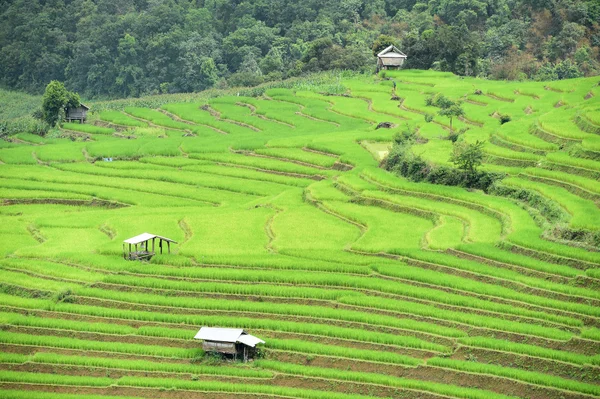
(2, 306), (440, 358)
(458, 116), (483, 127)
(523, 173), (600, 203)
(350, 252), (595, 332)
(94, 120), (129, 132)
(464, 99), (486, 106)
(1, 198), (127, 208)
(452, 346), (600, 384)
(269, 350), (414, 376)
(0, 383), (277, 399)
(270, 374), (439, 399)
(574, 276), (600, 290)
(8, 257), (591, 346)
(503, 242), (599, 270)
(269, 352), (590, 399)
(112, 132), (137, 139)
(3, 325), (197, 349)
(0, 363), (238, 382)
(514, 90), (540, 100)
(445, 248), (571, 284)
(332, 161), (353, 171)
(301, 147), (339, 158)
(0, 343), (192, 364)
(485, 93), (515, 103)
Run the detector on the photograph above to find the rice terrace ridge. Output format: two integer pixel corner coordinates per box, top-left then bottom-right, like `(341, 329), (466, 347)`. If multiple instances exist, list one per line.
(0, 68), (600, 399)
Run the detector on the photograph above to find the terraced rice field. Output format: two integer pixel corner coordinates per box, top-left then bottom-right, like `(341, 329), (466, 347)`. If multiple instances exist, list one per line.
(1, 70), (600, 399)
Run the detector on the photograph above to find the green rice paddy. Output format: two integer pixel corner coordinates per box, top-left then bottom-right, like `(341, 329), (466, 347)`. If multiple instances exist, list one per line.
(1, 70), (599, 399)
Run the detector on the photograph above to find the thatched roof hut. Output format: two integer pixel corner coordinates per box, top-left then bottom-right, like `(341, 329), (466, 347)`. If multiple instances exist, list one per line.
(377, 45), (407, 70)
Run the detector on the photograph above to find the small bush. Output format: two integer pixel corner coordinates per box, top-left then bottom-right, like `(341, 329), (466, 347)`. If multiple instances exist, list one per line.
(384, 139), (504, 192)
(448, 132), (460, 142)
(499, 114), (511, 124)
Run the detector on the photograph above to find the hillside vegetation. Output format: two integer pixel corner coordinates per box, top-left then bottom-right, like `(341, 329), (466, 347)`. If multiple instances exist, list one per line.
(0, 70), (600, 399)
(1, 0), (599, 98)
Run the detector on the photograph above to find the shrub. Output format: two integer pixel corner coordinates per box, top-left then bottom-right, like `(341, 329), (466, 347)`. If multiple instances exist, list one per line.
(499, 114), (511, 124)
(385, 144), (504, 192)
(450, 140), (485, 173)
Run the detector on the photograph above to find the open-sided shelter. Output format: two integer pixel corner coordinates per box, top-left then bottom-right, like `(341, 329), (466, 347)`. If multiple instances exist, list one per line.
(65, 104), (89, 123)
(377, 45), (407, 71)
(194, 327), (265, 362)
(123, 232), (176, 261)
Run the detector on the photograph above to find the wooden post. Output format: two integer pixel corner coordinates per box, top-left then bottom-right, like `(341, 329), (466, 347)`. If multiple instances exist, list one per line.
(160, 239), (163, 254)
(168, 241), (170, 254)
(128, 243), (132, 259)
(152, 238), (155, 254)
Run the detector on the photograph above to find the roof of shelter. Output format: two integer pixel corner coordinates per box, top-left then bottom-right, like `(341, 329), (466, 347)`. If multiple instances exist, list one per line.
(67, 104), (89, 110)
(377, 45), (407, 58)
(194, 327), (265, 347)
(123, 232), (177, 245)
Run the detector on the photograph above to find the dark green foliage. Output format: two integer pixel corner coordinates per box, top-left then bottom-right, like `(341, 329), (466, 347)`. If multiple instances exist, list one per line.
(489, 184), (568, 224)
(427, 94), (464, 129)
(372, 35), (398, 56)
(451, 140), (485, 173)
(41, 81), (80, 127)
(499, 114), (511, 124)
(384, 136), (503, 191)
(0, 0), (598, 97)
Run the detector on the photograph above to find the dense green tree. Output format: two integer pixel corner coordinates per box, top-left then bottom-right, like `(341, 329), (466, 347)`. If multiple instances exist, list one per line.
(427, 94), (464, 129)
(371, 34), (398, 55)
(450, 140), (485, 173)
(260, 47), (284, 74)
(1, 0), (598, 97)
(41, 80), (80, 126)
(114, 34), (144, 97)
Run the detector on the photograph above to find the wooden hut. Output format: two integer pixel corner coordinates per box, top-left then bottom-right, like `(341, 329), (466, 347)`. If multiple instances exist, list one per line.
(377, 45), (407, 71)
(65, 104), (89, 123)
(123, 232), (177, 261)
(194, 327), (265, 362)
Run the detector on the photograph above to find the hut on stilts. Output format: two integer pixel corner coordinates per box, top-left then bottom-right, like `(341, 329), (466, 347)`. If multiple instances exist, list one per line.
(123, 232), (177, 261)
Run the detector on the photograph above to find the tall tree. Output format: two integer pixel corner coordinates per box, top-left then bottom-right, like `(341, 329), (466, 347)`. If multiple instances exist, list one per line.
(42, 80), (80, 126)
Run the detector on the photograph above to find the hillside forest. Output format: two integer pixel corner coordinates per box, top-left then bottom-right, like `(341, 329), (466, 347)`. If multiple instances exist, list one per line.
(1, 0), (600, 98)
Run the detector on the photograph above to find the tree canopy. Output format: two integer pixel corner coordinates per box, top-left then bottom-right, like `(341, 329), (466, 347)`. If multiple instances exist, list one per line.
(1, 0), (598, 98)
(41, 80), (80, 126)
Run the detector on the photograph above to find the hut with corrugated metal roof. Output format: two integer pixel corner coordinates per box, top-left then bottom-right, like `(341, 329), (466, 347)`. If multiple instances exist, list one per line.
(194, 327), (265, 362)
(377, 45), (407, 71)
(122, 232), (177, 261)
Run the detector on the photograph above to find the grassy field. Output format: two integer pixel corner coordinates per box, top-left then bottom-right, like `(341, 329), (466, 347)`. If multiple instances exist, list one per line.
(0, 70), (599, 399)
